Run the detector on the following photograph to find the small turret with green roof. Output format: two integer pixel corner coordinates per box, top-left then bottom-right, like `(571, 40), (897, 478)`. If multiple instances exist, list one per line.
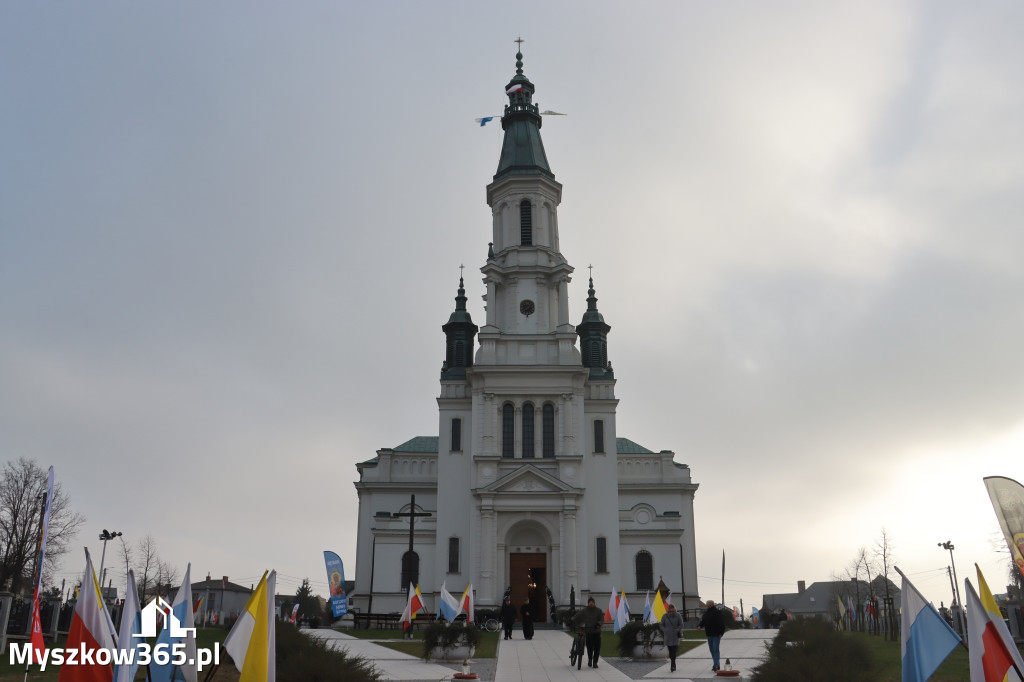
(577, 276), (613, 379)
(441, 276), (478, 380)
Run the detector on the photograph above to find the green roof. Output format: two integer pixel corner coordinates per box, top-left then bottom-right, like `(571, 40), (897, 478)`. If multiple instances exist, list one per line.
(616, 438), (655, 454)
(393, 436), (439, 453)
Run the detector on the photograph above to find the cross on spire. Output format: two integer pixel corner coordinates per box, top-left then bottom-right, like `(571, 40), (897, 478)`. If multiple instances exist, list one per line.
(459, 264), (465, 279)
(588, 264), (593, 278)
(514, 36), (525, 50)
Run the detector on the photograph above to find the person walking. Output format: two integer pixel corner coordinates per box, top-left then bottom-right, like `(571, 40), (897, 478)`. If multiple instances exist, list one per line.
(698, 599), (727, 672)
(573, 596), (605, 668)
(500, 597), (518, 640)
(659, 602), (685, 672)
(520, 598), (535, 640)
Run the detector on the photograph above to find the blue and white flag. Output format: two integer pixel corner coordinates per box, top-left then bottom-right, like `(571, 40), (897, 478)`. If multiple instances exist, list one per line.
(642, 590), (652, 624)
(897, 566), (961, 682)
(150, 563), (198, 682)
(113, 569), (145, 682)
(437, 581), (461, 622)
(475, 117), (495, 127)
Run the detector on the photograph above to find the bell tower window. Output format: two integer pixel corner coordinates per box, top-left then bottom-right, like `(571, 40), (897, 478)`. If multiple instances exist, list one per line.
(520, 200), (533, 245)
(502, 404), (514, 458)
(542, 404), (555, 457)
(522, 403), (535, 458)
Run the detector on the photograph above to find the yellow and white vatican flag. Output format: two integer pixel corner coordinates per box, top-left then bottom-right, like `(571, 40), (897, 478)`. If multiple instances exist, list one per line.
(223, 570), (276, 682)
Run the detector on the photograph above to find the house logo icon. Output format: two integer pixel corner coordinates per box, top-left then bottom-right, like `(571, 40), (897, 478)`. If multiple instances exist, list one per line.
(133, 596), (197, 638)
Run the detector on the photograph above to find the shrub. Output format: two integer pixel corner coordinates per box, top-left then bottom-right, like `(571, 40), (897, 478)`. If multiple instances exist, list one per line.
(750, 617), (875, 682)
(616, 621), (665, 657)
(422, 622), (482, 659)
(276, 621), (381, 682)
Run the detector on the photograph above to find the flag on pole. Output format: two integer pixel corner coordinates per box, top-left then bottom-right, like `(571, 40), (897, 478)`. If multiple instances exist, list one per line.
(437, 581), (461, 622)
(400, 584), (426, 629)
(223, 570), (276, 682)
(984, 476), (1024, 581)
(614, 590), (630, 633)
(897, 565), (961, 682)
(665, 590), (672, 606)
(475, 117), (495, 127)
(58, 549), (115, 682)
(113, 569), (145, 682)
(540, 110), (566, 115)
(642, 591), (652, 624)
(974, 566), (1024, 681)
(289, 604), (299, 623)
(459, 584), (474, 624)
(149, 563), (198, 682)
(604, 587), (618, 624)
(506, 84), (523, 94)
(651, 589), (667, 624)
(29, 465), (55, 664)
(966, 577), (1023, 682)
(848, 596), (856, 624)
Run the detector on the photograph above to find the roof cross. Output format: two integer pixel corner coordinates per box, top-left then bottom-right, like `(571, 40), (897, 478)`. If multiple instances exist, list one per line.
(514, 36), (525, 50)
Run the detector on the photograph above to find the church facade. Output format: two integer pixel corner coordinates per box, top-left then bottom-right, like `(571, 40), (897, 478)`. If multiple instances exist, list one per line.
(351, 52), (699, 620)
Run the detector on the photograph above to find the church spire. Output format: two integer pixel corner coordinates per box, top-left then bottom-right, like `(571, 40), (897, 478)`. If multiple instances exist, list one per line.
(576, 273), (613, 379)
(495, 44), (553, 180)
(441, 273), (478, 380)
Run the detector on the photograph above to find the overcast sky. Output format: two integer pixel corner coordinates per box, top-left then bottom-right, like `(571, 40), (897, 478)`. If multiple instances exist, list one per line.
(3, 1), (1023, 612)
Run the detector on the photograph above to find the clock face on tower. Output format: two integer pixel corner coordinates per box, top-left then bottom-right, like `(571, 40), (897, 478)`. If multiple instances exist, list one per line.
(520, 299), (535, 317)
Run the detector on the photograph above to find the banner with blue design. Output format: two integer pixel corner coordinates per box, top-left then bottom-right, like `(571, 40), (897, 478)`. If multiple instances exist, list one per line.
(324, 551), (348, 617)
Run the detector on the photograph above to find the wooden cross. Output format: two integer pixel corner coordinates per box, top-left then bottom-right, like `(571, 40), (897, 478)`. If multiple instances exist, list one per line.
(393, 494), (432, 589)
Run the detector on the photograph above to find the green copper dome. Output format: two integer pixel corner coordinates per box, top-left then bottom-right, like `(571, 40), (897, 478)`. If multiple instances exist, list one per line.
(494, 50), (554, 180)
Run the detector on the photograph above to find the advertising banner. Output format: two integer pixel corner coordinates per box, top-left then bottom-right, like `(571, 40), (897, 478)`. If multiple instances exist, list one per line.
(984, 476), (1024, 580)
(324, 551), (348, 617)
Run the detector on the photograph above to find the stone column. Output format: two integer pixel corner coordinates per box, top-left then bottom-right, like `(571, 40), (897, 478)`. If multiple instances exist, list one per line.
(557, 277), (570, 327)
(485, 279), (497, 327)
(480, 506), (496, 602)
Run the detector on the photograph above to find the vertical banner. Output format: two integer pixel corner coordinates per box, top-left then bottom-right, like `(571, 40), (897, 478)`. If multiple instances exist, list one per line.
(984, 476), (1024, 580)
(29, 466), (55, 663)
(323, 551), (348, 617)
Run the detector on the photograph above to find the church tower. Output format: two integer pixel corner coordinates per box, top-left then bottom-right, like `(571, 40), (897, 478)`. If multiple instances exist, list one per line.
(352, 48), (699, 621)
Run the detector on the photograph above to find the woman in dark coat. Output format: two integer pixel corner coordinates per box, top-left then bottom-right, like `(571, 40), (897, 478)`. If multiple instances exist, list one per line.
(659, 602), (685, 672)
(500, 597), (518, 640)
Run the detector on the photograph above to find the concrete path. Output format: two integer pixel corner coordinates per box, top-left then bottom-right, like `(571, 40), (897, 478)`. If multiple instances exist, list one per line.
(307, 628), (462, 680)
(307, 627), (776, 681)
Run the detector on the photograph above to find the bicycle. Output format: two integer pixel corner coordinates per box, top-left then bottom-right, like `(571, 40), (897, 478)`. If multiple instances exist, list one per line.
(568, 628), (585, 670)
(483, 618), (501, 633)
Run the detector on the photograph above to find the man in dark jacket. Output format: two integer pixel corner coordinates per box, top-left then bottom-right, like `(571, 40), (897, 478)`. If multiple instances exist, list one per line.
(573, 596), (605, 668)
(520, 598), (535, 640)
(697, 600), (727, 672)
(500, 597), (517, 640)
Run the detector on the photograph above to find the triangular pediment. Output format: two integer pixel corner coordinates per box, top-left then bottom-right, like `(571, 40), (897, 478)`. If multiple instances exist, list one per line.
(478, 464), (579, 495)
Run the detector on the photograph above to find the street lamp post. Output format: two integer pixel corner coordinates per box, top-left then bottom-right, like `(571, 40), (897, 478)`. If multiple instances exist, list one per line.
(938, 541), (964, 635)
(98, 529), (122, 597)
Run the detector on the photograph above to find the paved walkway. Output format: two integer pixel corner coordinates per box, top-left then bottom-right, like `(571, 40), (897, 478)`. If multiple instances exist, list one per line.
(308, 627), (776, 681)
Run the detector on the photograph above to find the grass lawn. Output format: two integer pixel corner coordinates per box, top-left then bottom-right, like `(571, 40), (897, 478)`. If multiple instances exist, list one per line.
(850, 632), (972, 682)
(0, 628), (238, 682)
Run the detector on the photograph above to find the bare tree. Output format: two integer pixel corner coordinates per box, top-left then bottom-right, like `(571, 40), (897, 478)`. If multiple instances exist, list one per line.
(135, 534), (159, 603)
(0, 458), (85, 595)
(873, 528), (897, 639)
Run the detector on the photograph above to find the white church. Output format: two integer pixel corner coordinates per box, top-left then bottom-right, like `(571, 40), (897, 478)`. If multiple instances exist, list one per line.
(351, 51), (700, 622)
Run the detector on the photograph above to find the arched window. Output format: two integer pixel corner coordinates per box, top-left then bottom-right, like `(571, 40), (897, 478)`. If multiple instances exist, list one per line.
(635, 551), (654, 590)
(522, 403), (535, 458)
(502, 404), (515, 458)
(401, 551), (420, 591)
(520, 200), (533, 245)
(542, 404), (555, 458)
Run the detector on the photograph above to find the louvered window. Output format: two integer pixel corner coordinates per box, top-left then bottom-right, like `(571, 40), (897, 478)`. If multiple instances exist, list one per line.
(522, 404), (535, 458)
(502, 404), (514, 458)
(542, 404), (555, 457)
(596, 537), (608, 574)
(520, 200), (533, 245)
(451, 418), (462, 451)
(448, 537), (460, 574)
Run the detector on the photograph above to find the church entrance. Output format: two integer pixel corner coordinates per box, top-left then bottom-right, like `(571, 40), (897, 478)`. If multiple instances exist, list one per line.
(509, 553), (547, 622)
